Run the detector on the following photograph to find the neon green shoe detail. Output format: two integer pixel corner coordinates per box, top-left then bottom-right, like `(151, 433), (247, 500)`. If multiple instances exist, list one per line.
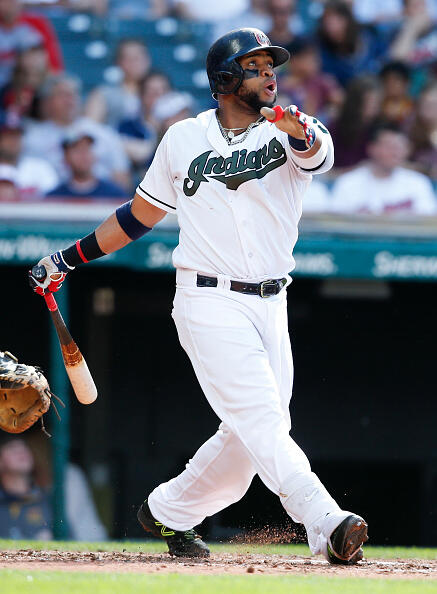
(137, 501), (210, 558)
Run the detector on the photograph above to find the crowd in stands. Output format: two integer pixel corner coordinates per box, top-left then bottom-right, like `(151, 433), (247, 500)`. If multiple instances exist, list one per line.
(0, 436), (107, 540)
(0, 0), (437, 216)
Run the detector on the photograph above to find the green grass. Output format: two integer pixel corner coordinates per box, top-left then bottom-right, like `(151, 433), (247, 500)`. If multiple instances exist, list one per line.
(0, 538), (436, 560)
(0, 571), (435, 594)
(0, 540), (435, 594)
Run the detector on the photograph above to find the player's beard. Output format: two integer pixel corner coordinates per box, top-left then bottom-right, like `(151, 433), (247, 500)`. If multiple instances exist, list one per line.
(237, 86), (277, 114)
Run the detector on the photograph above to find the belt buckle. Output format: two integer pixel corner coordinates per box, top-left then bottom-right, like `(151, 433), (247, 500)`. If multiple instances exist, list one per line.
(259, 279), (278, 298)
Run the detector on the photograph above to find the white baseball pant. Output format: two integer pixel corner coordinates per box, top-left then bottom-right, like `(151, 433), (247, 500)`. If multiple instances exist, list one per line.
(148, 269), (351, 556)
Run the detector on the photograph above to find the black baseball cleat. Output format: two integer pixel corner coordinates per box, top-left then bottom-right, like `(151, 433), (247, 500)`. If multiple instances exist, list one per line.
(327, 514), (368, 565)
(137, 501), (210, 558)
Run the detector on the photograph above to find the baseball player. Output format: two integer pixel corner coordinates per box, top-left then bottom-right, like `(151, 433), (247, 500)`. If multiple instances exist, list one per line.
(30, 28), (368, 563)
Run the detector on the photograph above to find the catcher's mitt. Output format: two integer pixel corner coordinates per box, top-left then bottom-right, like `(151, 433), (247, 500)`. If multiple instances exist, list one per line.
(0, 351), (63, 435)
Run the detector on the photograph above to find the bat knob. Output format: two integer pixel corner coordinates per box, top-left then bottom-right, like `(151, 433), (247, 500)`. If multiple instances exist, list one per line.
(31, 265), (47, 282)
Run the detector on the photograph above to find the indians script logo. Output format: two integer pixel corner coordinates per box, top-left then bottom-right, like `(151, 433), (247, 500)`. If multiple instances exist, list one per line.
(183, 137), (286, 197)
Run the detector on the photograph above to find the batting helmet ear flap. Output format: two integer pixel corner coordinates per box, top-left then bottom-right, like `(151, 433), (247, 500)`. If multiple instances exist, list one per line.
(212, 69), (244, 97)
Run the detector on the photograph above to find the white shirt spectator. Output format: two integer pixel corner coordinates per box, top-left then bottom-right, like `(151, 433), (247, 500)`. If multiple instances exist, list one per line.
(352, 0), (437, 23)
(331, 164), (437, 215)
(65, 464), (107, 542)
(16, 156), (59, 197)
(173, 0), (249, 21)
(303, 179), (332, 213)
(23, 117), (129, 184)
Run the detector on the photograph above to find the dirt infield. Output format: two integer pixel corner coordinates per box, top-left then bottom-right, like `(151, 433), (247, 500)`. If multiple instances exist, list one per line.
(0, 549), (436, 579)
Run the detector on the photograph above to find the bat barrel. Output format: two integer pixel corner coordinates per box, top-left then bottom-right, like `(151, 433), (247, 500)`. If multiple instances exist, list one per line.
(65, 359), (98, 405)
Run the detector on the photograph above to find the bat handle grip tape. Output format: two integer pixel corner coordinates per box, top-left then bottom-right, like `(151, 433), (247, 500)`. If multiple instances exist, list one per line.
(44, 293), (58, 312)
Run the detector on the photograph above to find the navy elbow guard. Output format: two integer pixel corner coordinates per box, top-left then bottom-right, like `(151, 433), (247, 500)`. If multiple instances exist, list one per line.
(116, 200), (153, 240)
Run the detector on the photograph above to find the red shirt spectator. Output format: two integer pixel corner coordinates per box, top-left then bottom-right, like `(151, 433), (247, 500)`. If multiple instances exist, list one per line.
(0, 0), (63, 89)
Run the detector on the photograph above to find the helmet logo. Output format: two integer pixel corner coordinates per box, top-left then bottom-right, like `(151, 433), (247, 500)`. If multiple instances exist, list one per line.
(254, 31), (271, 47)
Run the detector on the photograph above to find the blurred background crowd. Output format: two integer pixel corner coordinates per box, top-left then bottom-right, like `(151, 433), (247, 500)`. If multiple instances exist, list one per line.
(0, 0), (437, 215)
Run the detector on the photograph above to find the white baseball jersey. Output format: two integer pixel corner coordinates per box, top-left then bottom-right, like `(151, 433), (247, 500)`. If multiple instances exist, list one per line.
(141, 108), (355, 556)
(136, 108), (333, 280)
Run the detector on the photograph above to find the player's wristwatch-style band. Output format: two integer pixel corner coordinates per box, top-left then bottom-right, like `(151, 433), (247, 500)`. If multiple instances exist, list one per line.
(197, 274), (287, 298)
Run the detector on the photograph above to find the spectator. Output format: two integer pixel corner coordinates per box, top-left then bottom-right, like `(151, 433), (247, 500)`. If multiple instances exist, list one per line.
(0, 110), (58, 196)
(0, 438), (52, 539)
(0, 45), (49, 119)
(23, 0), (108, 16)
(330, 75), (382, 170)
(268, 0), (305, 44)
(26, 431), (108, 541)
(351, 0), (405, 24)
(303, 178), (332, 212)
(317, 0), (388, 87)
(151, 90), (193, 140)
(213, 0), (271, 42)
(348, 0), (437, 24)
(331, 123), (437, 215)
(118, 71), (171, 171)
(109, 0), (168, 19)
(0, 0), (63, 89)
(406, 81), (437, 180)
(379, 60), (414, 125)
(390, 0), (437, 70)
(173, 0), (249, 22)
(23, 74), (130, 189)
(46, 129), (127, 199)
(64, 463), (108, 541)
(278, 37), (344, 123)
(0, 163), (20, 200)
(0, 434), (108, 541)
(307, 0), (437, 26)
(266, 0), (305, 51)
(84, 39), (151, 129)
(215, 0), (305, 44)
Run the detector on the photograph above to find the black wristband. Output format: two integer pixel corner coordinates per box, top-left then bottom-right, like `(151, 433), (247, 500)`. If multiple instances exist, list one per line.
(288, 136), (308, 151)
(80, 232), (106, 261)
(62, 232), (106, 267)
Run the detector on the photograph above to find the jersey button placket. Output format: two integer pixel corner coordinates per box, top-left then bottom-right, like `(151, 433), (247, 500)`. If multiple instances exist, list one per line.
(233, 187), (259, 276)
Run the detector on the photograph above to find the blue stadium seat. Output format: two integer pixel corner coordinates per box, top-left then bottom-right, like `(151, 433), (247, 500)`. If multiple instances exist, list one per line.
(61, 39), (111, 91)
(50, 15), (213, 104)
(50, 14), (107, 41)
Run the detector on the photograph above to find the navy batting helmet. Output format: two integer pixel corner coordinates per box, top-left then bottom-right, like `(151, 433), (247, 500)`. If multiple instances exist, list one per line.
(206, 28), (290, 99)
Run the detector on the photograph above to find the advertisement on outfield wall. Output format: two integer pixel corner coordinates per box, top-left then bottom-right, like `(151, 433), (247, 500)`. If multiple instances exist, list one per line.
(3, 223), (437, 281)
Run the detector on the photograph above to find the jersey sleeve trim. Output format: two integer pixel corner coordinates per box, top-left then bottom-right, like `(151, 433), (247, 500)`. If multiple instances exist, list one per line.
(299, 156), (327, 172)
(136, 184), (176, 212)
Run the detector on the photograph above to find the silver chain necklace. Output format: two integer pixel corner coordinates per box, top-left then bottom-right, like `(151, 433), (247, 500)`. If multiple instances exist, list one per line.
(216, 111), (265, 145)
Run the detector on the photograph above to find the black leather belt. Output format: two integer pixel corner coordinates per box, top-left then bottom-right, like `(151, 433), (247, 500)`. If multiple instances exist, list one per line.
(196, 274), (287, 298)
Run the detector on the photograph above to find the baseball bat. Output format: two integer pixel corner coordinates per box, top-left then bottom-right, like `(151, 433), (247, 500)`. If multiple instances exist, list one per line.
(31, 265), (98, 405)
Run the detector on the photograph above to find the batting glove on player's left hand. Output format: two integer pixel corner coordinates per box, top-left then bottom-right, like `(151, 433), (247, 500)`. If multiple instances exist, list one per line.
(28, 251), (74, 295)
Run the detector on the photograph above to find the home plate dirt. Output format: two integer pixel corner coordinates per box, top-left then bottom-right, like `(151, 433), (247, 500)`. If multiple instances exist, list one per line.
(0, 550), (436, 579)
